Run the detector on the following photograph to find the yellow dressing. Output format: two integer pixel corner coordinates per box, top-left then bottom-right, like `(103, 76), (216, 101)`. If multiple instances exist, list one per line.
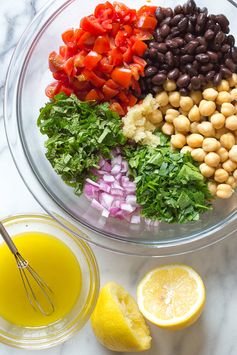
(0, 232), (82, 327)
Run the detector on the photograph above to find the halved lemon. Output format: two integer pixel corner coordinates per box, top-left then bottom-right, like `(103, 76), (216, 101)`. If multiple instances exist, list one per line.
(137, 264), (206, 330)
(91, 282), (151, 352)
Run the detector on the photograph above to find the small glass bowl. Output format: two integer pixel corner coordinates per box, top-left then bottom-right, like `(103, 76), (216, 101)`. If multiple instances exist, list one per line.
(0, 214), (99, 349)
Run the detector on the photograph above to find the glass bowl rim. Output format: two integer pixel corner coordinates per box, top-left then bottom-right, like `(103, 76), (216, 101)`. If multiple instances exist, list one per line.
(4, 0), (237, 256)
(0, 213), (100, 349)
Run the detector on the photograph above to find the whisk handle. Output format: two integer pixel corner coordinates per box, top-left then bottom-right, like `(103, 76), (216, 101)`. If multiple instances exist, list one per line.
(0, 222), (18, 255)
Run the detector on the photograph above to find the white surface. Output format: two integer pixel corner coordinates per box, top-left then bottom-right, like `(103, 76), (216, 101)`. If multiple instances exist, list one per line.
(0, 0), (237, 354)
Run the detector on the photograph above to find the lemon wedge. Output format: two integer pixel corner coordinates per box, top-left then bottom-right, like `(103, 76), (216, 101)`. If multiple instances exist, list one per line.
(137, 264), (206, 330)
(91, 282), (151, 352)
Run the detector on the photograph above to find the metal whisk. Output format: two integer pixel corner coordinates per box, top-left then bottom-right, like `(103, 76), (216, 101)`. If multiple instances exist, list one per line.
(0, 222), (54, 316)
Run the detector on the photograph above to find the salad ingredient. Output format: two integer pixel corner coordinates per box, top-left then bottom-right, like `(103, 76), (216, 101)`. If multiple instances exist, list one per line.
(123, 139), (212, 223)
(37, 93), (126, 194)
(0, 232), (81, 327)
(122, 94), (163, 146)
(91, 282), (151, 352)
(84, 152), (139, 222)
(46, 2), (157, 114)
(137, 264), (206, 330)
(137, 73), (237, 197)
(140, 0), (237, 97)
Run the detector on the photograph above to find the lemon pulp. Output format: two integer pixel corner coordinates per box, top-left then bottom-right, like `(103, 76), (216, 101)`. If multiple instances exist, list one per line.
(0, 232), (82, 327)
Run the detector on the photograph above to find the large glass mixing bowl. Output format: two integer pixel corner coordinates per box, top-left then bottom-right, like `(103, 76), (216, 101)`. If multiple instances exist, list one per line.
(4, 0), (237, 256)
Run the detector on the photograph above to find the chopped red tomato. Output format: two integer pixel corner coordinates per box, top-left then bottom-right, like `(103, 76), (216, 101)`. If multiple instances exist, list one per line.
(111, 67), (132, 89)
(83, 51), (102, 70)
(110, 102), (125, 116)
(93, 35), (110, 54)
(46, 2), (157, 113)
(132, 40), (147, 56)
(45, 82), (61, 99)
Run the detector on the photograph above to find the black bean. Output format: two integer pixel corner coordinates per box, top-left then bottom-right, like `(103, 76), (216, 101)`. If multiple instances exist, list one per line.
(160, 17), (172, 26)
(166, 39), (178, 49)
(155, 7), (165, 22)
(156, 43), (167, 53)
(170, 30), (181, 38)
(215, 31), (225, 46)
(182, 3), (189, 15)
(166, 51), (174, 67)
(231, 47), (237, 63)
(171, 14), (184, 26)
(180, 54), (194, 64)
(168, 68), (180, 80)
(173, 55), (180, 67)
(163, 7), (173, 17)
(154, 29), (163, 42)
(185, 33), (194, 42)
(198, 74), (207, 85)
(197, 12), (207, 26)
(161, 64), (169, 70)
(149, 41), (159, 49)
(191, 76), (201, 89)
(178, 17), (189, 31)
(173, 48), (181, 55)
(177, 74), (190, 88)
(189, 14), (197, 24)
(225, 58), (237, 72)
(200, 7), (208, 14)
(206, 71), (215, 81)
(157, 52), (165, 63)
(159, 69), (168, 75)
(207, 51), (218, 62)
(213, 72), (222, 86)
(185, 63), (198, 76)
(215, 14), (229, 32)
(185, 40), (199, 54)
(221, 66), (232, 78)
(204, 29), (215, 41)
(145, 66), (158, 78)
(221, 44), (231, 54)
(196, 36), (207, 46)
(174, 5), (183, 14)
(196, 53), (209, 63)
(160, 24), (171, 37)
(187, 20), (194, 33)
(175, 37), (184, 47)
(180, 88), (189, 95)
(152, 73), (167, 85)
(152, 86), (163, 94)
(148, 48), (157, 59)
(227, 35), (235, 47)
(192, 60), (200, 70)
(186, 0), (196, 13)
(200, 63), (214, 73)
(213, 24), (221, 34)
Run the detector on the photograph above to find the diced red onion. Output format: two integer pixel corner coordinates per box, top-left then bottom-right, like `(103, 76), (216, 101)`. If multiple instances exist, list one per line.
(103, 175), (115, 183)
(85, 178), (100, 188)
(111, 164), (121, 175)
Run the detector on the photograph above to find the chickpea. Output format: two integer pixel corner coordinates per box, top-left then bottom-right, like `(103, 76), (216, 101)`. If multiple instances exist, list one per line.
(216, 91), (232, 105)
(191, 148), (206, 162)
(233, 169), (237, 180)
(159, 104), (172, 115)
(181, 145), (193, 154)
(220, 133), (235, 150)
(210, 113), (225, 129)
(161, 122), (174, 136)
(214, 168), (229, 183)
(216, 184), (233, 198)
(217, 147), (229, 162)
(171, 133), (186, 148)
(188, 105), (201, 122)
(199, 100), (216, 116)
(222, 159), (237, 173)
(228, 145), (237, 163)
(205, 152), (220, 167)
(228, 73), (237, 87)
(198, 121), (215, 137)
(155, 91), (169, 107)
(149, 110), (163, 124)
(208, 181), (217, 196)
(217, 79), (230, 92)
(221, 103), (235, 117)
(199, 163), (215, 178)
(215, 127), (229, 139)
(190, 122), (199, 134)
(169, 91), (180, 108)
(173, 115), (190, 133)
(227, 176), (235, 187)
(163, 79), (176, 92)
(202, 88), (218, 101)
(203, 138), (220, 152)
(180, 96), (194, 111)
(165, 109), (179, 123)
(190, 91), (203, 105)
(225, 115), (237, 131)
(187, 133), (204, 148)
(179, 109), (189, 117)
(230, 88), (237, 101)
